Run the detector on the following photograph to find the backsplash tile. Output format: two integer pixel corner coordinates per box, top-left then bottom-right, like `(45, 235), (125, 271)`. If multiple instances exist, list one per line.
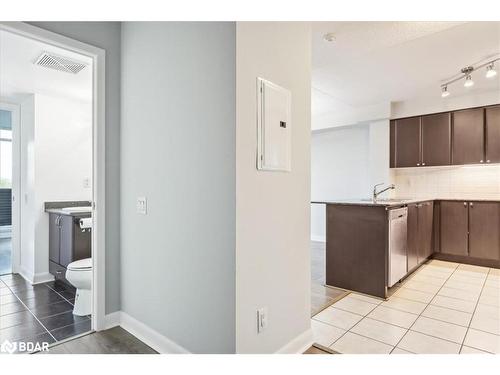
(391, 165), (500, 200)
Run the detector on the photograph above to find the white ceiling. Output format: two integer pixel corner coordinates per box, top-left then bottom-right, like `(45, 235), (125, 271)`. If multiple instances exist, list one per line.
(0, 30), (92, 103)
(312, 21), (500, 117)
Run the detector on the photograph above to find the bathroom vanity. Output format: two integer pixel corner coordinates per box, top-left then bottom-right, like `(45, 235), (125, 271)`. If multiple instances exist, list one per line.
(45, 202), (92, 283)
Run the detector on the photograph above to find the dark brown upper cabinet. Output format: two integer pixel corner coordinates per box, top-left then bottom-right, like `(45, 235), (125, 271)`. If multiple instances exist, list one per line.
(486, 105), (500, 163)
(421, 113), (451, 166)
(452, 108), (485, 165)
(394, 117), (421, 168)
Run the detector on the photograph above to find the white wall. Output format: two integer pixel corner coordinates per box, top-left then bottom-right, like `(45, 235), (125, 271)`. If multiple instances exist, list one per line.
(235, 22), (312, 353)
(120, 22), (236, 354)
(16, 93), (92, 282)
(33, 94), (92, 279)
(310, 120), (392, 241)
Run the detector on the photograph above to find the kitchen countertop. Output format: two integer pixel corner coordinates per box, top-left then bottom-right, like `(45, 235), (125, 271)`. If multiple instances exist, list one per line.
(45, 208), (91, 217)
(312, 197), (500, 208)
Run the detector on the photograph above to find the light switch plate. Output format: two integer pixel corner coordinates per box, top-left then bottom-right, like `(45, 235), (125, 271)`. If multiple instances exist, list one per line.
(136, 196), (147, 215)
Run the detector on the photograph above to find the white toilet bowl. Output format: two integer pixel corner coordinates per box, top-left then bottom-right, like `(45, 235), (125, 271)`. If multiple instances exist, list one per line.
(65, 258), (92, 316)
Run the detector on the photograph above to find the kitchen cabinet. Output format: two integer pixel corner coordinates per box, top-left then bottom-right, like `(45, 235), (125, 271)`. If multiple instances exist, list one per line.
(407, 201), (434, 271)
(486, 105), (500, 163)
(394, 117), (421, 168)
(417, 201), (434, 261)
(452, 108), (485, 165)
(468, 202), (500, 261)
(421, 113), (451, 166)
(406, 203), (419, 271)
(440, 201), (469, 256)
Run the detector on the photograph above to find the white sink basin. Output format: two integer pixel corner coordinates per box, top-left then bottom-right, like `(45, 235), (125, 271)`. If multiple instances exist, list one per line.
(61, 206), (92, 213)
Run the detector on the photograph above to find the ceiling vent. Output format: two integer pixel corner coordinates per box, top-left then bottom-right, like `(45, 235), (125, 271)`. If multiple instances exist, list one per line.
(34, 52), (87, 74)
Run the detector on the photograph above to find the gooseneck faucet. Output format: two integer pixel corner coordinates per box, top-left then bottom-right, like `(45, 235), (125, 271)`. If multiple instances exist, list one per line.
(373, 183), (395, 201)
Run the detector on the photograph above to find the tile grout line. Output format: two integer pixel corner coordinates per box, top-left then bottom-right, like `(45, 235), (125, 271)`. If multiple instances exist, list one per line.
(388, 261), (460, 354)
(458, 267), (490, 354)
(4, 281), (58, 343)
(44, 283), (75, 306)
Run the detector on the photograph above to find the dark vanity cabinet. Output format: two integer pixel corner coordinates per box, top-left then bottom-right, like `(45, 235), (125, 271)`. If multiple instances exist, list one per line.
(49, 213), (91, 280)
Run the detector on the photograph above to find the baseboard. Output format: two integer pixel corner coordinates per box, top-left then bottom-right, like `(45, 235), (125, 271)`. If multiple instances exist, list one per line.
(32, 272), (54, 284)
(103, 311), (190, 354)
(18, 265), (34, 284)
(311, 235), (326, 243)
(104, 311), (121, 329)
(275, 328), (314, 354)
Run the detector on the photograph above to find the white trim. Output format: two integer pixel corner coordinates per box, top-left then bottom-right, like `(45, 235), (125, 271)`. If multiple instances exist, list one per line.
(310, 235), (326, 243)
(275, 328), (314, 354)
(0, 102), (20, 274)
(104, 312), (190, 354)
(0, 22), (106, 331)
(104, 311), (121, 330)
(17, 265), (54, 285)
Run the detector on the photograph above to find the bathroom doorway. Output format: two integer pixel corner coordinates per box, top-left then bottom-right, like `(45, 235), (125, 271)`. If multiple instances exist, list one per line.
(0, 22), (106, 352)
(0, 102), (20, 276)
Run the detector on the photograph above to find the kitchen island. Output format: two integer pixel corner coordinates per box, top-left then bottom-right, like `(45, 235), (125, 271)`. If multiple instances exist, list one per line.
(314, 198), (500, 299)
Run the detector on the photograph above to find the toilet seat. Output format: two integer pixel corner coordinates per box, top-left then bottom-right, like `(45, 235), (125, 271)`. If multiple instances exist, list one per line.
(68, 258), (92, 271)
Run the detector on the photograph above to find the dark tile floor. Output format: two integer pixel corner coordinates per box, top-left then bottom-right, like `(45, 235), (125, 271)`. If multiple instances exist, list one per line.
(311, 241), (348, 316)
(0, 273), (91, 353)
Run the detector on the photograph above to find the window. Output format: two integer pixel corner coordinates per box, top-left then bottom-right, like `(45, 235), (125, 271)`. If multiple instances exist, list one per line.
(0, 109), (13, 188)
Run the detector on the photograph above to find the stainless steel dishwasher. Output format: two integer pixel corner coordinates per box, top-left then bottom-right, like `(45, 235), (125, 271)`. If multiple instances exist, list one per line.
(388, 207), (408, 287)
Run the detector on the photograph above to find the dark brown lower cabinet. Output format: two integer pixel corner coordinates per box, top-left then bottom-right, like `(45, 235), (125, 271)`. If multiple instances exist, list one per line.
(407, 201), (434, 270)
(407, 204), (419, 271)
(468, 202), (500, 260)
(417, 201), (434, 261)
(440, 201), (469, 256)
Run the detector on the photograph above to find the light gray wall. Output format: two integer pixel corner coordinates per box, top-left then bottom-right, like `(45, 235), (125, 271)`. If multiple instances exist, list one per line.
(28, 22), (122, 314)
(120, 22), (236, 353)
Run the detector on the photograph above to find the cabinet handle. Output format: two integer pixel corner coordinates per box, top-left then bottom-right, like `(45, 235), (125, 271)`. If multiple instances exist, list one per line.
(470, 202), (474, 207)
(417, 163), (420, 166)
(464, 202), (467, 207)
(422, 162), (426, 166)
(487, 160), (491, 163)
(480, 160), (484, 163)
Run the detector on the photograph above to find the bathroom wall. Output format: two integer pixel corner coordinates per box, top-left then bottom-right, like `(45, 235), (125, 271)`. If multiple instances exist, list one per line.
(120, 22), (236, 354)
(392, 165), (500, 200)
(28, 22), (122, 314)
(33, 93), (92, 279)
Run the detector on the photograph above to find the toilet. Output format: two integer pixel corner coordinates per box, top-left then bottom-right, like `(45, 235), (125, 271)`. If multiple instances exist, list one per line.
(65, 258), (92, 316)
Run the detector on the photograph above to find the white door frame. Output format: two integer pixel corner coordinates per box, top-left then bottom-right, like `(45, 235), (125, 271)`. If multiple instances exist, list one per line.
(0, 102), (20, 274)
(0, 22), (107, 331)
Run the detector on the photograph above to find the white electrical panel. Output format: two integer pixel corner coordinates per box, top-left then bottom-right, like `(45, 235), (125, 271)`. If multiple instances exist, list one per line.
(257, 78), (291, 172)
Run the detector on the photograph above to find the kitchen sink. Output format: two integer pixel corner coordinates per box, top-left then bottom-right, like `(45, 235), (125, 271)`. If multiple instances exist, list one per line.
(61, 206), (92, 213)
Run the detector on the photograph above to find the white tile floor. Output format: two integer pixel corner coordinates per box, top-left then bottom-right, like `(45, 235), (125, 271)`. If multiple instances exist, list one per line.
(311, 260), (500, 354)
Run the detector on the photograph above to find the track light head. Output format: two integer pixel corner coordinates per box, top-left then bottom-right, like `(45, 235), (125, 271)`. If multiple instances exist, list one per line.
(464, 75), (474, 88)
(486, 63), (497, 78)
(441, 86), (450, 97)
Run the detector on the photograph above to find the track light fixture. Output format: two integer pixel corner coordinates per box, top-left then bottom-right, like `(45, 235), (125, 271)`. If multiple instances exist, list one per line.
(440, 57), (499, 97)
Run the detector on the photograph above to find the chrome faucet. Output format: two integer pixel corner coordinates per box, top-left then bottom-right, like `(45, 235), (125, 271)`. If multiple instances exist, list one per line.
(373, 183), (395, 201)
